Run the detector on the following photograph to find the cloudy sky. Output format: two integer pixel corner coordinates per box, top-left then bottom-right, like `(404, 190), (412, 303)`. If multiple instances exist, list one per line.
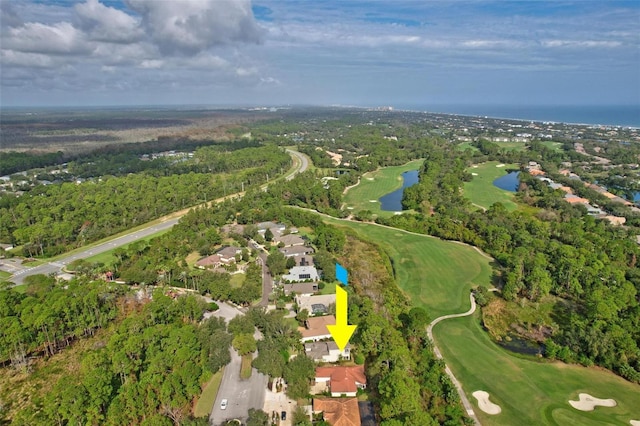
(1, 0), (639, 107)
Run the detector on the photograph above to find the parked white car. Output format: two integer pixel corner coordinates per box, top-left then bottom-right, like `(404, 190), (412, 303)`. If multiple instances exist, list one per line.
(220, 399), (228, 410)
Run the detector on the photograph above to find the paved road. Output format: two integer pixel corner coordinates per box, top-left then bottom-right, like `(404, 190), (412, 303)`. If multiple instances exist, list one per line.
(9, 219), (179, 285)
(427, 292), (481, 426)
(206, 301), (268, 426)
(8, 149), (310, 286)
(249, 240), (272, 307)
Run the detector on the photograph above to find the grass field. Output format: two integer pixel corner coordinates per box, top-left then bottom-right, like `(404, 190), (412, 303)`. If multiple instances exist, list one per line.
(436, 315), (640, 426)
(193, 368), (224, 418)
(326, 218), (640, 425)
(464, 162), (519, 211)
(540, 141), (564, 151)
(457, 141), (528, 152)
(240, 354), (253, 379)
(0, 270), (11, 282)
(230, 273), (246, 289)
(342, 159), (423, 218)
(323, 219), (493, 319)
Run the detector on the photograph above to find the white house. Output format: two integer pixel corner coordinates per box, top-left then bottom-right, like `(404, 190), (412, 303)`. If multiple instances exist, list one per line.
(305, 341), (351, 363)
(282, 266), (320, 283)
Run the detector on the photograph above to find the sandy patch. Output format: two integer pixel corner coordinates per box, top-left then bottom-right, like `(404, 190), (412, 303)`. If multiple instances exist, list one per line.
(630, 421), (640, 426)
(471, 173), (478, 176)
(366, 177), (374, 181)
(369, 200), (377, 203)
(568, 393), (617, 411)
(472, 165), (478, 168)
(472, 391), (501, 415)
(496, 164), (506, 168)
(325, 150), (343, 166)
(347, 207), (354, 210)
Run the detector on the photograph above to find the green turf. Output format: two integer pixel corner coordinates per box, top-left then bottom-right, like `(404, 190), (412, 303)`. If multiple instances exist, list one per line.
(457, 142), (480, 152)
(193, 368), (224, 418)
(323, 219), (493, 319)
(435, 314), (640, 426)
(229, 273), (246, 289)
(0, 270), (11, 281)
(329, 217), (640, 426)
(319, 281), (336, 295)
(464, 162), (519, 211)
(342, 159), (423, 218)
(540, 141), (564, 151)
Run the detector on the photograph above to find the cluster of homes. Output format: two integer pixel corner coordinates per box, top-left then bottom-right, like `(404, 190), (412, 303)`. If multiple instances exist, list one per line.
(294, 292), (369, 426)
(527, 162), (632, 226)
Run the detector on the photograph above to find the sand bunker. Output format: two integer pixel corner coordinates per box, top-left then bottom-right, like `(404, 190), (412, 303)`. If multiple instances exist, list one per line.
(629, 421), (640, 426)
(496, 164), (506, 168)
(568, 393), (617, 411)
(369, 200), (377, 203)
(471, 173), (478, 176)
(366, 177), (374, 181)
(472, 390), (501, 415)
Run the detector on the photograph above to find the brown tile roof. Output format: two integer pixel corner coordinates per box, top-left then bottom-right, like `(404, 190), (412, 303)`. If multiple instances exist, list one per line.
(315, 365), (366, 394)
(313, 398), (361, 426)
(195, 254), (221, 267)
(300, 315), (335, 339)
(565, 196), (589, 204)
(529, 169), (546, 176)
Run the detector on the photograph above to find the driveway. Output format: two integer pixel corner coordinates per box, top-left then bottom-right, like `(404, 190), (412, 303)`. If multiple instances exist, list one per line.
(206, 300), (268, 426)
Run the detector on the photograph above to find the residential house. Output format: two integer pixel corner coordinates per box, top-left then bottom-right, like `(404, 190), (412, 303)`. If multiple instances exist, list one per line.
(283, 266), (320, 283)
(284, 282), (319, 296)
(602, 215), (626, 226)
(564, 194), (589, 205)
(312, 398), (361, 426)
(195, 254), (222, 269)
(314, 365), (367, 397)
(216, 246), (242, 264)
(296, 294), (336, 315)
(299, 315), (335, 342)
(279, 245), (314, 257)
(274, 234), (305, 247)
(305, 341), (351, 363)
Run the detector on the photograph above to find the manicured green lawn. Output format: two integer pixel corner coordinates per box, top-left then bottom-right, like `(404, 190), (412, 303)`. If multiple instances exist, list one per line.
(540, 141), (564, 151)
(229, 273), (246, 289)
(324, 219), (493, 319)
(463, 162), (519, 211)
(435, 314), (640, 426)
(0, 270), (11, 281)
(342, 159), (423, 218)
(319, 281), (336, 295)
(193, 368), (224, 418)
(332, 218), (640, 426)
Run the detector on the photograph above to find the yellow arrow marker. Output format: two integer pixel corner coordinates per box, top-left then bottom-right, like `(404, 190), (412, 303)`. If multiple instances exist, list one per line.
(327, 285), (357, 351)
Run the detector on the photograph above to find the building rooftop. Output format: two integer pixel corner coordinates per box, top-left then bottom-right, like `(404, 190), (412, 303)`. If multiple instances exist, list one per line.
(300, 315), (335, 340)
(315, 365), (366, 394)
(313, 398), (361, 426)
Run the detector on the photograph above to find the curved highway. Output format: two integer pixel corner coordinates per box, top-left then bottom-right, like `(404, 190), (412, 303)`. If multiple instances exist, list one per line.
(8, 149), (310, 286)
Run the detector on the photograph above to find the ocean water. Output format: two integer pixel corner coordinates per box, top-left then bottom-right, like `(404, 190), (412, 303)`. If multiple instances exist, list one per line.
(398, 104), (640, 128)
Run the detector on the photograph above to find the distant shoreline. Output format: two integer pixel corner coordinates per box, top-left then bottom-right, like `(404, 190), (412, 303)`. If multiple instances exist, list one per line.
(392, 104), (640, 129)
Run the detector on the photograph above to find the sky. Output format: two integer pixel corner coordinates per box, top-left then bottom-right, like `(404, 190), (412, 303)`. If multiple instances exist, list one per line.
(1, 0), (639, 107)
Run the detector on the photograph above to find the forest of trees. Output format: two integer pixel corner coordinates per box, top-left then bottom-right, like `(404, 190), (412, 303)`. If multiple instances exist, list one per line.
(0, 269), (230, 424)
(0, 145), (290, 256)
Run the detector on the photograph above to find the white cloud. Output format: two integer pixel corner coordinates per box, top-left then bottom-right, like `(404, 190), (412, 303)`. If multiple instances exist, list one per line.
(125, 0), (262, 55)
(75, 0), (142, 43)
(5, 22), (89, 55)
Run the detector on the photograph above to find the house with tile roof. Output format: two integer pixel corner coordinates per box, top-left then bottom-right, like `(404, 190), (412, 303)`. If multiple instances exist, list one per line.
(299, 315), (335, 342)
(313, 398), (361, 426)
(314, 365), (366, 397)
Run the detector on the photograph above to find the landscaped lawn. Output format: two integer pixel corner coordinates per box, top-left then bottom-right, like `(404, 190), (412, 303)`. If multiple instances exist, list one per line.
(540, 141), (564, 151)
(324, 219), (493, 319)
(229, 273), (246, 289)
(463, 161), (519, 211)
(193, 368), (224, 418)
(330, 218), (640, 426)
(240, 354), (253, 379)
(342, 159), (423, 218)
(435, 314), (640, 426)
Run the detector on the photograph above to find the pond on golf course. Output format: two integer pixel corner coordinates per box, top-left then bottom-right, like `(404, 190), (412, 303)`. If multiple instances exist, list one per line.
(493, 171), (520, 192)
(379, 169), (419, 211)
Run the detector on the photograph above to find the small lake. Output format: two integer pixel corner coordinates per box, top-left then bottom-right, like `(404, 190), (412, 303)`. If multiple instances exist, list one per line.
(379, 170), (419, 211)
(493, 171), (520, 192)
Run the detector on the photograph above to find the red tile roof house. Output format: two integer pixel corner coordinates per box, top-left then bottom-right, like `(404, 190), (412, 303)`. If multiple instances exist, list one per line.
(313, 398), (361, 426)
(314, 365), (366, 397)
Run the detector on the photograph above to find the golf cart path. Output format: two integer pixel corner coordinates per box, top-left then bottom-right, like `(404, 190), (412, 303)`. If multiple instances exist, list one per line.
(427, 293), (482, 426)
